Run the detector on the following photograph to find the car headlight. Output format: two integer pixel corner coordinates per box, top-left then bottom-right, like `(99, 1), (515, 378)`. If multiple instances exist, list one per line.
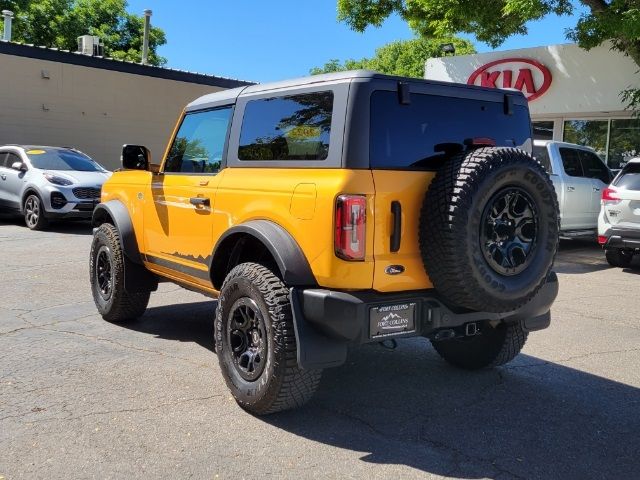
(43, 173), (74, 186)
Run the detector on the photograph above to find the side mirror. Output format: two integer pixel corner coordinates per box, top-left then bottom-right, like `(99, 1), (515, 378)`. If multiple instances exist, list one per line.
(11, 161), (27, 172)
(121, 145), (151, 171)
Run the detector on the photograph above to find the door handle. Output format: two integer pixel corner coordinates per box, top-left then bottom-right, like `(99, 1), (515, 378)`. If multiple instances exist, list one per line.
(567, 186), (575, 192)
(593, 187), (601, 192)
(189, 197), (210, 207)
(0, 174), (6, 180)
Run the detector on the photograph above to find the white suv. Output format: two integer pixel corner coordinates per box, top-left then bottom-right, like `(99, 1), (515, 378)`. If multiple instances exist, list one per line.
(598, 158), (640, 267)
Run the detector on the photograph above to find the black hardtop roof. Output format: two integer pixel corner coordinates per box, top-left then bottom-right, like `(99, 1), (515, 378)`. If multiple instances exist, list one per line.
(186, 70), (527, 111)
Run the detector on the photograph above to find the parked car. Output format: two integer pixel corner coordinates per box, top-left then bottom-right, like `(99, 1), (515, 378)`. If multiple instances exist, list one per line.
(598, 158), (640, 267)
(90, 71), (559, 415)
(533, 140), (613, 235)
(0, 145), (110, 230)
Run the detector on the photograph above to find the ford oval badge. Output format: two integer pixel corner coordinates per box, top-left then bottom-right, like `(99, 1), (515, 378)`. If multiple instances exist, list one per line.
(385, 265), (405, 275)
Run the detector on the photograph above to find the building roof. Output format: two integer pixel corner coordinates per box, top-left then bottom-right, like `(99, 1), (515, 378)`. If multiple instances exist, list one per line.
(0, 40), (255, 89)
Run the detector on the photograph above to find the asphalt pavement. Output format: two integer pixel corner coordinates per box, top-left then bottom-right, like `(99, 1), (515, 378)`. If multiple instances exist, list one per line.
(1, 217), (639, 480)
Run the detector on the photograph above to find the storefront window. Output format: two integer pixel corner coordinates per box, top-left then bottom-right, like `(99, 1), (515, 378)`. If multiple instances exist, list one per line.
(563, 120), (608, 158)
(608, 119), (640, 169)
(533, 121), (554, 140)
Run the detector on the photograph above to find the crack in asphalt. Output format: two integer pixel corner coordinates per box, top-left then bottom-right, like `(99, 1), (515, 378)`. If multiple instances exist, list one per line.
(317, 398), (526, 480)
(0, 394), (224, 423)
(40, 326), (211, 369)
(506, 347), (640, 370)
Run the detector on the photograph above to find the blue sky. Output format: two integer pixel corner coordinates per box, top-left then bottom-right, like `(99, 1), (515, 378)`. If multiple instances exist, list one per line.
(127, 0), (587, 83)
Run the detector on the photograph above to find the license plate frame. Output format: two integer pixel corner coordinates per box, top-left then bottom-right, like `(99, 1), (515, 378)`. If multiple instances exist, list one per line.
(369, 302), (417, 339)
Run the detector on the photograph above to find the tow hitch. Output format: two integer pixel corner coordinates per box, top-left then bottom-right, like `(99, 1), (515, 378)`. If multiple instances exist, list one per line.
(433, 322), (481, 341)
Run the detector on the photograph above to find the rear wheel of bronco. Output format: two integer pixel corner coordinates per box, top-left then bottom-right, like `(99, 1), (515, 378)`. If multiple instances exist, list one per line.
(215, 262), (322, 415)
(90, 223), (150, 322)
(420, 147), (559, 313)
(605, 249), (633, 268)
(431, 321), (528, 370)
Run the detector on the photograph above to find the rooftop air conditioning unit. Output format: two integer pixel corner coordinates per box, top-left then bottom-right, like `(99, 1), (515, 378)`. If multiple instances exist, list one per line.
(77, 35), (104, 56)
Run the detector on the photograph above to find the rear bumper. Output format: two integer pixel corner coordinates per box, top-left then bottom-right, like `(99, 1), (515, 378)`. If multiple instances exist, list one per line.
(601, 227), (640, 249)
(291, 272), (558, 370)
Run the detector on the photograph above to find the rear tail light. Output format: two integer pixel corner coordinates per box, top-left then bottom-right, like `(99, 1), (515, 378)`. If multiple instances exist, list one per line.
(335, 194), (366, 261)
(601, 187), (620, 204)
(597, 235), (608, 245)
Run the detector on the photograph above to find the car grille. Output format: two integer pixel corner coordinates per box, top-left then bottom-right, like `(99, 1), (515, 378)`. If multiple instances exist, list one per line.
(72, 187), (101, 199)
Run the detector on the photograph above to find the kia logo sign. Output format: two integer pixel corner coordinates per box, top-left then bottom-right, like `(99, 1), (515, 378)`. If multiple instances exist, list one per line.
(467, 58), (552, 101)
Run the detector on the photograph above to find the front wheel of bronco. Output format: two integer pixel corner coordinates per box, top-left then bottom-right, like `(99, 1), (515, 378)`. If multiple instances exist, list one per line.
(90, 223), (150, 322)
(215, 262), (322, 415)
(430, 321), (528, 370)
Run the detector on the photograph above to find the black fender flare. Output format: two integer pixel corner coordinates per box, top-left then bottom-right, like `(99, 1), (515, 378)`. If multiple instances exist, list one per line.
(92, 200), (143, 265)
(210, 220), (316, 290)
(92, 200), (158, 293)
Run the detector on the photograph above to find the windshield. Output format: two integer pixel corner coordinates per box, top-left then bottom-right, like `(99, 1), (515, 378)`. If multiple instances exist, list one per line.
(26, 149), (105, 172)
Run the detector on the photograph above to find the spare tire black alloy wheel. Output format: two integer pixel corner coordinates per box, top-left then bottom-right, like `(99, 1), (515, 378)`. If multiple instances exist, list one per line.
(420, 147), (559, 313)
(227, 298), (267, 382)
(481, 188), (538, 276)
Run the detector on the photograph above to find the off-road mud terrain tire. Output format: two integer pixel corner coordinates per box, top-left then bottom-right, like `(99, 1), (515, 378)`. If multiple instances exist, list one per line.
(431, 321), (528, 369)
(215, 262), (322, 415)
(90, 223), (150, 322)
(605, 249), (633, 268)
(420, 147), (559, 313)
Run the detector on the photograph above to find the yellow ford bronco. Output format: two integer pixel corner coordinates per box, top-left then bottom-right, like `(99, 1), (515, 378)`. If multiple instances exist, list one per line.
(90, 71), (559, 414)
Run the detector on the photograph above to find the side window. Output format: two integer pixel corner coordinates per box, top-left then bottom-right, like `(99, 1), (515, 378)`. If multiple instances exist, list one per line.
(238, 91), (333, 161)
(5, 153), (23, 170)
(0, 153), (7, 168)
(578, 150), (611, 184)
(532, 146), (553, 173)
(559, 148), (584, 177)
(164, 106), (232, 174)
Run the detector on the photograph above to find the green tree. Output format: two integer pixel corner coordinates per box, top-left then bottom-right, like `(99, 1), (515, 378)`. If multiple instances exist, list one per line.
(337, 0), (640, 109)
(310, 36), (475, 77)
(0, 0), (166, 65)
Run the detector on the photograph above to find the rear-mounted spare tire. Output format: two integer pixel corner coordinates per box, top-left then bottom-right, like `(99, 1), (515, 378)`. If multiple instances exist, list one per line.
(420, 147), (559, 313)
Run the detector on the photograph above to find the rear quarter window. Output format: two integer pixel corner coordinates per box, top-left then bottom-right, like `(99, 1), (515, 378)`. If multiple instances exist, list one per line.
(238, 91), (333, 161)
(615, 162), (640, 190)
(369, 91), (531, 169)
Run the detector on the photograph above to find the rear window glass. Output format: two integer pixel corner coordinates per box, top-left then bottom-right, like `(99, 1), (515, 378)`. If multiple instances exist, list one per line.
(369, 91), (531, 169)
(532, 146), (552, 173)
(238, 91), (333, 161)
(615, 162), (640, 190)
(26, 149), (105, 172)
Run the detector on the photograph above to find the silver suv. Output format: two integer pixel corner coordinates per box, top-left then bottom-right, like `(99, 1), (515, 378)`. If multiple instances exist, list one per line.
(0, 145), (110, 230)
(598, 158), (640, 267)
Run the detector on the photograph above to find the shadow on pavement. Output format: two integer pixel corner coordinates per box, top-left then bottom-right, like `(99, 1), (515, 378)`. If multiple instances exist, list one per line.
(555, 238), (611, 274)
(125, 300), (217, 352)
(122, 303), (639, 479)
(265, 342), (639, 480)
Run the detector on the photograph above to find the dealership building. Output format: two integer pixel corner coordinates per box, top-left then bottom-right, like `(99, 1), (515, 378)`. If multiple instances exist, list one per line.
(426, 43), (640, 169)
(0, 40), (252, 170)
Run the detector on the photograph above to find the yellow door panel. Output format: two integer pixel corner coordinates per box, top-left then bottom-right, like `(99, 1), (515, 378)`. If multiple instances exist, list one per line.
(142, 171), (225, 288)
(371, 170), (435, 292)
(214, 168), (375, 290)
